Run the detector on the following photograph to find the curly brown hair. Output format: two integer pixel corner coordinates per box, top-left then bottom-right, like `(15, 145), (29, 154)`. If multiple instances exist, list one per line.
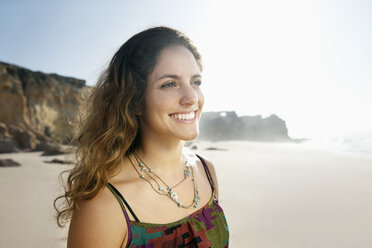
(54, 26), (203, 227)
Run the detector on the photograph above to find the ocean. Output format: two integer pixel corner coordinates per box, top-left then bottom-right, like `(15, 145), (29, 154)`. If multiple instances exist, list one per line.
(300, 130), (372, 160)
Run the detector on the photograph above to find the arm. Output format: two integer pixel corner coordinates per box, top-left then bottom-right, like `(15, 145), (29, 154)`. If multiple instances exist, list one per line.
(67, 187), (128, 248)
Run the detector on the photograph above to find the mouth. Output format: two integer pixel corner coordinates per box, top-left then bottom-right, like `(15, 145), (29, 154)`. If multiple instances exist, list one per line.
(169, 111), (197, 121)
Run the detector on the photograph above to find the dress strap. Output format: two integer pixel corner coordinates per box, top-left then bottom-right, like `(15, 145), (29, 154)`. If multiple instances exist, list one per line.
(107, 182), (140, 222)
(195, 154), (215, 192)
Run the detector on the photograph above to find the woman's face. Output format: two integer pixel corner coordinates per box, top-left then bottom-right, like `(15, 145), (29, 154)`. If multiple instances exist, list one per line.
(139, 45), (204, 142)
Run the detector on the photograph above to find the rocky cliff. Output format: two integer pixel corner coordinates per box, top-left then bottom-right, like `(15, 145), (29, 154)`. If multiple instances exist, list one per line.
(198, 111), (291, 141)
(0, 61), (87, 153)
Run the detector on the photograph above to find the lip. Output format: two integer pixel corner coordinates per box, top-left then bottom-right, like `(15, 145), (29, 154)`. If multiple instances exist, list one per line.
(169, 110), (197, 115)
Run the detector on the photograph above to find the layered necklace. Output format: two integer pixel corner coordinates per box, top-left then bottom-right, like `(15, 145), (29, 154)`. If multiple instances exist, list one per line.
(127, 151), (200, 208)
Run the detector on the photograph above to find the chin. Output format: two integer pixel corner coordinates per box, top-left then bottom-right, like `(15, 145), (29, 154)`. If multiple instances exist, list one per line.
(179, 130), (199, 141)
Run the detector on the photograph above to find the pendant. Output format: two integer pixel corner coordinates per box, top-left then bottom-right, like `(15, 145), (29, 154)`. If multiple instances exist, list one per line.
(169, 190), (178, 202)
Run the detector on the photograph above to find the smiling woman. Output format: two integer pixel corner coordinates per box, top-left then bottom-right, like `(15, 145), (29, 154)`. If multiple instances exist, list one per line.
(54, 26), (229, 248)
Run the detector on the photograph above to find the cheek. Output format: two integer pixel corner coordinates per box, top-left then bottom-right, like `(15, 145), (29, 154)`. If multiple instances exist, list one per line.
(145, 94), (173, 116)
(198, 90), (205, 108)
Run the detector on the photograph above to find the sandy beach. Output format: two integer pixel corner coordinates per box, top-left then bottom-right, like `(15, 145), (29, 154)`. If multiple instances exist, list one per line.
(1, 141), (372, 248)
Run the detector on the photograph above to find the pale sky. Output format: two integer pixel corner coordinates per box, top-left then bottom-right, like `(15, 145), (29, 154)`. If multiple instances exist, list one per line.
(1, 0), (371, 139)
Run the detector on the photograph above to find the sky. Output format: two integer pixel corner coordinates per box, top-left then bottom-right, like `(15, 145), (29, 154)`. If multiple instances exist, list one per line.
(0, 0), (371, 139)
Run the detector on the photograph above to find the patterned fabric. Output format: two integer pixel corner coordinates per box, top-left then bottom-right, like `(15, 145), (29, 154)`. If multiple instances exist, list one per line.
(107, 157), (229, 248)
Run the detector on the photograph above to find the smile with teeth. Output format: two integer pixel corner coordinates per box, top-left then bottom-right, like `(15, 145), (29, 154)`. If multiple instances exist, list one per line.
(170, 111), (196, 121)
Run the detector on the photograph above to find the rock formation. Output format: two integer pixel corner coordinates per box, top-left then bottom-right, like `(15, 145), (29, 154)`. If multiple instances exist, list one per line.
(0, 61), (86, 153)
(0, 158), (20, 167)
(198, 111), (291, 142)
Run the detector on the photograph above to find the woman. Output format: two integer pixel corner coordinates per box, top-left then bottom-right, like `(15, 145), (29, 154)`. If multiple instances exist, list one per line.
(55, 26), (229, 248)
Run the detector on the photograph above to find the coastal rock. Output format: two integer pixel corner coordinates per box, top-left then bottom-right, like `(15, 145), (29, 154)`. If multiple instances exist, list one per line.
(0, 123), (21, 153)
(0, 138), (21, 153)
(7, 124), (38, 150)
(0, 61), (87, 153)
(36, 141), (70, 156)
(44, 158), (73, 164)
(205, 147), (228, 151)
(0, 122), (8, 139)
(0, 61), (86, 145)
(0, 158), (21, 167)
(199, 111), (291, 142)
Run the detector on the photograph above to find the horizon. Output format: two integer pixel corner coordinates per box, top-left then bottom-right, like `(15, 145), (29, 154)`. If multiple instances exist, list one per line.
(1, 0), (371, 139)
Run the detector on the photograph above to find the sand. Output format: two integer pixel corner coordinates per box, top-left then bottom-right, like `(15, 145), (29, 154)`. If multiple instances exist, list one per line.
(1, 141), (371, 248)
(0, 152), (69, 248)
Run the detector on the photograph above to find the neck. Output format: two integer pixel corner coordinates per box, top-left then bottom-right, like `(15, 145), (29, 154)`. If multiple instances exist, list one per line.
(134, 134), (186, 173)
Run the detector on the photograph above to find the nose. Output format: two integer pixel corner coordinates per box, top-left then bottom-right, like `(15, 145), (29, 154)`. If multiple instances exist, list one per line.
(180, 85), (198, 106)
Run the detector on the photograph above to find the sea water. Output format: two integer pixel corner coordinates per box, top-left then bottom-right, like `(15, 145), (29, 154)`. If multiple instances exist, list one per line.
(300, 130), (372, 160)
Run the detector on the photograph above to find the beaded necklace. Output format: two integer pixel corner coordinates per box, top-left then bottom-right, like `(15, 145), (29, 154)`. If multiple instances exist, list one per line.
(128, 152), (201, 208)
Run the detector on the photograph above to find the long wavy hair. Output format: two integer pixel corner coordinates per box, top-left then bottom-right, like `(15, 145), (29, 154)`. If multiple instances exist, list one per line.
(54, 26), (203, 227)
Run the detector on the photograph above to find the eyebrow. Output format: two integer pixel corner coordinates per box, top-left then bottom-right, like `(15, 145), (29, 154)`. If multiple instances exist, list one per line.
(157, 74), (202, 81)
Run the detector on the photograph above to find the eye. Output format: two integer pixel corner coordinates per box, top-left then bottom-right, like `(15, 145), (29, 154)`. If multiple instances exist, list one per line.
(161, 81), (176, 88)
(192, 80), (202, 86)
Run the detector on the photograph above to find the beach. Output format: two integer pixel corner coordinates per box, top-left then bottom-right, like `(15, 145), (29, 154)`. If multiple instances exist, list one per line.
(0, 152), (70, 248)
(1, 141), (372, 247)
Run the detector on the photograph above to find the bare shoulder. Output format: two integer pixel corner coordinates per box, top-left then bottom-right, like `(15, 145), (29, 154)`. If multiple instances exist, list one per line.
(67, 185), (128, 248)
(192, 153), (220, 198)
